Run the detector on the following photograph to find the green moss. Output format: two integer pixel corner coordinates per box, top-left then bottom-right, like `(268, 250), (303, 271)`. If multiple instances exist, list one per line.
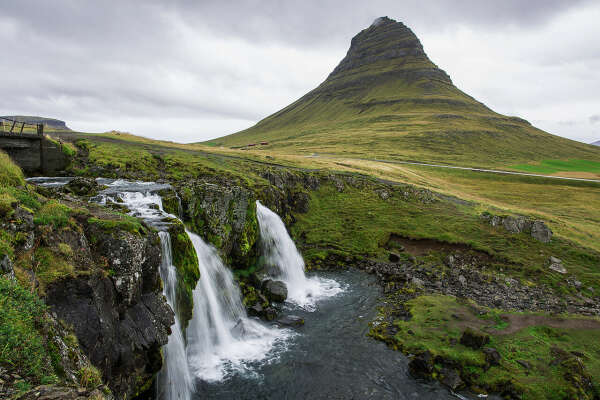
(0, 150), (25, 187)
(376, 294), (600, 399)
(168, 222), (200, 328)
(0, 192), (16, 218)
(33, 247), (75, 288)
(0, 277), (56, 384)
(87, 215), (144, 234)
(239, 202), (258, 258)
(34, 200), (73, 228)
(77, 365), (102, 389)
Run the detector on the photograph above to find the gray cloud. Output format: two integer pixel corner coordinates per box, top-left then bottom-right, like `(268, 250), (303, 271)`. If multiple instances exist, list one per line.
(0, 0), (599, 142)
(591, 115), (600, 124)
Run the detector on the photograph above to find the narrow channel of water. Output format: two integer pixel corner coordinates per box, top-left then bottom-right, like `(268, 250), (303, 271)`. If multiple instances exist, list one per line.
(193, 269), (456, 400)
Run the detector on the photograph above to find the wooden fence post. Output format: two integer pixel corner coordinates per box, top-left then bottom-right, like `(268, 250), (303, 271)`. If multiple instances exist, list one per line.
(37, 124), (44, 136)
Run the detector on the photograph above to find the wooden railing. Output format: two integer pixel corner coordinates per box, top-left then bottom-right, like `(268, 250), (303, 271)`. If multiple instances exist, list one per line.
(0, 117), (44, 136)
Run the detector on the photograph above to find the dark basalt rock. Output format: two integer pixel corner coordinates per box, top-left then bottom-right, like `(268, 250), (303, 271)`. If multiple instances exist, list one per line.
(388, 252), (401, 263)
(263, 279), (288, 303)
(460, 328), (490, 349)
(276, 315), (305, 328)
(440, 367), (464, 391)
(483, 347), (502, 367)
(0, 254), (14, 280)
(44, 228), (172, 399)
(408, 350), (434, 379)
(65, 177), (101, 196)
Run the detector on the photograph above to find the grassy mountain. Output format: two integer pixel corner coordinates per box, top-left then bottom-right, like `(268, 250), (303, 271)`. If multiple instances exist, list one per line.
(208, 17), (600, 168)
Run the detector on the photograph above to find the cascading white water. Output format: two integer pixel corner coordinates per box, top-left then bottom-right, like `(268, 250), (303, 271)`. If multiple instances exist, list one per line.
(97, 180), (292, 391)
(255, 201), (343, 310)
(157, 232), (193, 400)
(96, 185), (193, 400)
(186, 230), (291, 381)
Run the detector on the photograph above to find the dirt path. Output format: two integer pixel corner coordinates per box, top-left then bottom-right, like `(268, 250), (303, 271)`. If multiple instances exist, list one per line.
(494, 314), (600, 335)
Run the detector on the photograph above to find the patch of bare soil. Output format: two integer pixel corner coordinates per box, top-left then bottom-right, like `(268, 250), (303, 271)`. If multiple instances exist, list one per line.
(494, 314), (600, 335)
(386, 233), (491, 260)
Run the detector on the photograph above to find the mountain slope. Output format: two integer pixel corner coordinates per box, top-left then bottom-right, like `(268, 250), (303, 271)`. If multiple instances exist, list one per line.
(592, 140), (600, 146)
(208, 17), (600, 168)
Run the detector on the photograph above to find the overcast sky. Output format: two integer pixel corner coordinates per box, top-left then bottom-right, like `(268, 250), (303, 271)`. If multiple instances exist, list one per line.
(1, 0), (599, 144)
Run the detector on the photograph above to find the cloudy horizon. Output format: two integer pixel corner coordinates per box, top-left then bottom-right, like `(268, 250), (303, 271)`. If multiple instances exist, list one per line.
(1, 0), (599, 144)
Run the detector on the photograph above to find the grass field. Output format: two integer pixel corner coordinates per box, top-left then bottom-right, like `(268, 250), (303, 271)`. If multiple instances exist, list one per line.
(374, 294), (600, 399)
(511, 159), (600, 176)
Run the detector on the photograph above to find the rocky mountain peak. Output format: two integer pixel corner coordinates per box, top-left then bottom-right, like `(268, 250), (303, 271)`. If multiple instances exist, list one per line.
(328, 17), (450, 84)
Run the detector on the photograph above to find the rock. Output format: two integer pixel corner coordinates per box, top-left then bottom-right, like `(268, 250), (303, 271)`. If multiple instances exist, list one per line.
(388, 252), (401, 263)
(460, 328), (490, 349)
(263, 280), (288, 303)
(178, 181), (258, 267)
(483, 347), (501, 366)
(548, 257), (567, 274)
(44, 228), (172, 399)
(440, 367), (464, 390)
(411, 277), (425, 287)
(263, 306), (277, 321)
(516, 360), (531, 370)
(0, 254), (14, 280)
(276, 315), (305, 328)
(445, 255), (456, 267)
(65, 177), (100, 196)
(531, 220), (552, 243)
(458, 275), (467, 286)
(408, 351), (434, 379)
(248, 302), (264, 317)
(376, 189), (390, 200)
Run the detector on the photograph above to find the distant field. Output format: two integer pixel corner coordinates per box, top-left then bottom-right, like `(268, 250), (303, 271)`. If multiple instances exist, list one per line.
(510, 159), (600, 175)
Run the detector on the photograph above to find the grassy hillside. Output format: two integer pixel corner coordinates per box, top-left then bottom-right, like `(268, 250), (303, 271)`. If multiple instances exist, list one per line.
(207, 18), (600, 168)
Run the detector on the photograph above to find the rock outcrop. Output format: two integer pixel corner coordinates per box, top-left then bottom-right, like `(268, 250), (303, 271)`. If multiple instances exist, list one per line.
(328, 16), (451, 84)
(481, 212), (553, 243)
(43, 224), (173, 399)
(178, 181), (258, 268)
(1, 186), (173, 400)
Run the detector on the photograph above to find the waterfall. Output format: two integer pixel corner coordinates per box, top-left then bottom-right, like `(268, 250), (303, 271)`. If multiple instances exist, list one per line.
(255, 201), (343, 311)
(95, 185), (193, 400)
(96, 180), (292, 393)
(186, 230), (291, 382)
(157, 232), (193, 400)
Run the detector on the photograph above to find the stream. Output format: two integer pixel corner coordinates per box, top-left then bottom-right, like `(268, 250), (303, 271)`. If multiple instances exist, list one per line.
(194, 269), (455, 400)
(27, 177), (461, 400)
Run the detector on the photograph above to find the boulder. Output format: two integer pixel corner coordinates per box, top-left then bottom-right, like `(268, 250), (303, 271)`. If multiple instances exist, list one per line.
(460, 328), (490, 349)
(263, 279), (288, 303)
(531, 220), (552, 243)
(440, 367), (464, 390)
(408, 351), (434, 379)
(548, 257), (567, 274)
(388, 252), (401, 263)
(0, 254), (14, 280)
(276, 315), (305, 328)
(483, 347), (501, 366)
(65, 177), (100, 196)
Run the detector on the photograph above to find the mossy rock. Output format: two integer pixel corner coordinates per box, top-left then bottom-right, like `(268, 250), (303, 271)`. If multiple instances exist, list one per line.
(168, 221), (199, 329)
(178, 182), (259, 269)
